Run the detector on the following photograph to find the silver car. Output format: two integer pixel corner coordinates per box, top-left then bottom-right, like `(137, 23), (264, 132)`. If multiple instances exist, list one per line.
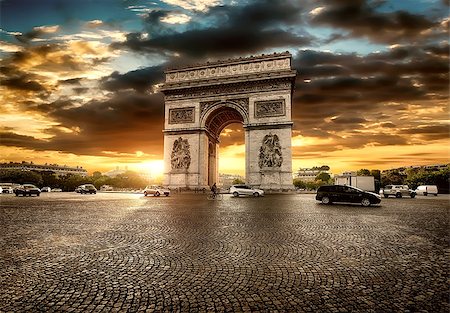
(229, 184), (264, 197)
(144, 185), (170, 197)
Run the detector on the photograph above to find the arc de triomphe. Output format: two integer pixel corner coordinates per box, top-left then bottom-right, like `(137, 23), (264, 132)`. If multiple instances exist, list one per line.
(161, 52), (296, 190)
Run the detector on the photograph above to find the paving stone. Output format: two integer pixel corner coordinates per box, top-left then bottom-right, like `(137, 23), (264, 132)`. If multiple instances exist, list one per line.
(0, 193), (448, 312)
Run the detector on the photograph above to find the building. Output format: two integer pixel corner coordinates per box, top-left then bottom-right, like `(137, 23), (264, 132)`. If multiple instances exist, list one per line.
(103, 166), (128, 178)
(219, 173), (245, 188)
(0, 161), (88, 176)
(295, 166), (330, 182)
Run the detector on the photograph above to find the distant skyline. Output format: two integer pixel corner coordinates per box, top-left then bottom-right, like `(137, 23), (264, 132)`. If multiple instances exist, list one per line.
(1, 0), (449, 176)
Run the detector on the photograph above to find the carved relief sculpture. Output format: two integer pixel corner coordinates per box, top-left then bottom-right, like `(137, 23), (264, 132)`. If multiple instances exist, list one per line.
(171, 137), (191, 170)
(255, 100), (285, 118)
(259, 133), (283, 168)
(169, 108), (195, 124)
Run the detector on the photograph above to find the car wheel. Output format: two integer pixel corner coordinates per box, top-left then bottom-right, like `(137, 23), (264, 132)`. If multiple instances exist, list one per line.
(395, 193), (402, 198)
(384, 195), (389, 198)
(410, 193), (415, 199)
(37, 193), (40, 197)
(434, 194), (438, 196)
(321, 196), (331, 204)
(253, 192), (259, 197)
(155, 191), (160, 197)
(361, 198), (371, 207)
(233, 191), (239, 197)
(144, 191), (148, 197)
(424, 192), (428, 196)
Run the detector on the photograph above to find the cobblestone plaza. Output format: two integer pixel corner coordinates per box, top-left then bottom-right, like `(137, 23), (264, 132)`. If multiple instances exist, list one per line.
(1, 193), (448, 312)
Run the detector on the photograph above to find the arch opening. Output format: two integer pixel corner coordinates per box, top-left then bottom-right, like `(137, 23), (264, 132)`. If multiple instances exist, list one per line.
(204, 106), (245, 186)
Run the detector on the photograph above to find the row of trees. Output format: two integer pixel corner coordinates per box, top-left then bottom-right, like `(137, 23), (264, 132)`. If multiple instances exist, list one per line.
(293, 166), (449, 193)
(0, 170), (152, 191)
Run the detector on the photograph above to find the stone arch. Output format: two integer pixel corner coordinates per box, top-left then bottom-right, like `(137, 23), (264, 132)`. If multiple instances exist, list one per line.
(202, 103), (246, 140)
(161, 52), (296, 190)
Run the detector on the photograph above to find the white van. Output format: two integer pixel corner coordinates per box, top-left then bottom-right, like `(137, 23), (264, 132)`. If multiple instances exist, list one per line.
(414, 185), (438, 196)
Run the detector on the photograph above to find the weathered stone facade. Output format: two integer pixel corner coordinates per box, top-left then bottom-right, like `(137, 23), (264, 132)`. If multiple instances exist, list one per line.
(161, 52), (296, 190)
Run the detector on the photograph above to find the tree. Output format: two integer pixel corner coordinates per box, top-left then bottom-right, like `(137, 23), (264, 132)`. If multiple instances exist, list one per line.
(357, 169), (371, 176)
(293, 179), (306, 189)
(370, 169), (381, 181)
(381, 170), (406, 186)
(0, 170), (43, 186)
(232, 178), (245, 185)
(315, 172), (331, 183)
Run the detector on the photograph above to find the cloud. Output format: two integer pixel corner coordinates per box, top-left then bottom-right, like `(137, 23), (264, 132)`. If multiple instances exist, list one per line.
(15, 25), (60, 43)
(161, 0), (221, 12)
(8, 92), (166, 157)
(309, 0), (437, 43)
(100, 65), (165, 93)
(114, 0), (310, 58)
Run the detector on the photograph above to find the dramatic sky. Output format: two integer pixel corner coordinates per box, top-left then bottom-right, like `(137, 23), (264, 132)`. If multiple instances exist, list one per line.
(0, 0), (449, 176)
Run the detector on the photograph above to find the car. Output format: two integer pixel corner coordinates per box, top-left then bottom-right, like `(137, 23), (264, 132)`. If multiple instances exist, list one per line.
(41, 187), (51, 192)
(0, 184), (14, 193)
(77, 184), (97, 194)
(144, 185), (170, 197)
(100, 185), (113, 191)
(0, 185), (14, 194)
(52, 188), (62, 192)
(316, 185), (381, 207)
(379, 185), (416, 198)
(414, 185), (438, 196)
(14, 184), (41, 197)
(229, 184), (264, 197)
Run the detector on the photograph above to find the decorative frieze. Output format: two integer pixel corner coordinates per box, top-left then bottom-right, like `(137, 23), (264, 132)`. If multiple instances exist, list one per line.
(165, 80), (291, 100)
(259, 133), (283, 168)
(166, 57), (291, 83)
(255, 100), (285, 118)
(171, 137), (191, 170)
(169, 107), (195, 124)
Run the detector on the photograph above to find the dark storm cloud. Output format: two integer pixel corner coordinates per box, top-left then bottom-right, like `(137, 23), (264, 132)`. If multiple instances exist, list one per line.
(310, 0), (437, 43)
(1, 75), (46, 92)
(399, 125), (450, 140)
(100, 65), (165, 93)
(11, 92), (166, 156)
(114, 0), (311, 58)
(291, 41), (448, 146)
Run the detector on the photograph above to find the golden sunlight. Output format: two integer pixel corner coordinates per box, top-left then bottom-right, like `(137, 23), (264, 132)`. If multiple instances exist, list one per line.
(140, 160), (164, 178)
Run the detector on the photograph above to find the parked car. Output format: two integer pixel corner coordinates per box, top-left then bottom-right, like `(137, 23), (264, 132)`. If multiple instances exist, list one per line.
(0, 185), (14, 194)
(100, 185), (113, 191)
(379, 185), (416, 198)
(41, 187), (51, 192)
(52, 188), (62, 192)
(14, 184), (41, 197)
(229, 184), (264, 197)
(77, 184), (97, 194)
(316, 185), (381, 207)
(144, 185), (170, 197)
(414, 185), (438, 196)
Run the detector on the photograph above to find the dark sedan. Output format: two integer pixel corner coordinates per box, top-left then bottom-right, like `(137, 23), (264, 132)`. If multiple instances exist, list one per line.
(14, 184), (41, 197)
(316, 185), (381, 207)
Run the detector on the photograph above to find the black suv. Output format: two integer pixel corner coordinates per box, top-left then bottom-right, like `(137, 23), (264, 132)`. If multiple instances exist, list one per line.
(316, 185), (381, 207)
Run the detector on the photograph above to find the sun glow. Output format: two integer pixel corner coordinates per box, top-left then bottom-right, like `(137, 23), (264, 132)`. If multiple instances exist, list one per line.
(140, 160), (164, 177)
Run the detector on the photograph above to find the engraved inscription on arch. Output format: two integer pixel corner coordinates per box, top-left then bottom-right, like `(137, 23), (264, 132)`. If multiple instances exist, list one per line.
(255, 100), (285, 118)
(169, 107), (195, 124)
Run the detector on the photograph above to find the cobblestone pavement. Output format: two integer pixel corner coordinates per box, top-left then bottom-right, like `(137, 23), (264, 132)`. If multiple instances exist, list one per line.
(1, 192), (448, 312)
